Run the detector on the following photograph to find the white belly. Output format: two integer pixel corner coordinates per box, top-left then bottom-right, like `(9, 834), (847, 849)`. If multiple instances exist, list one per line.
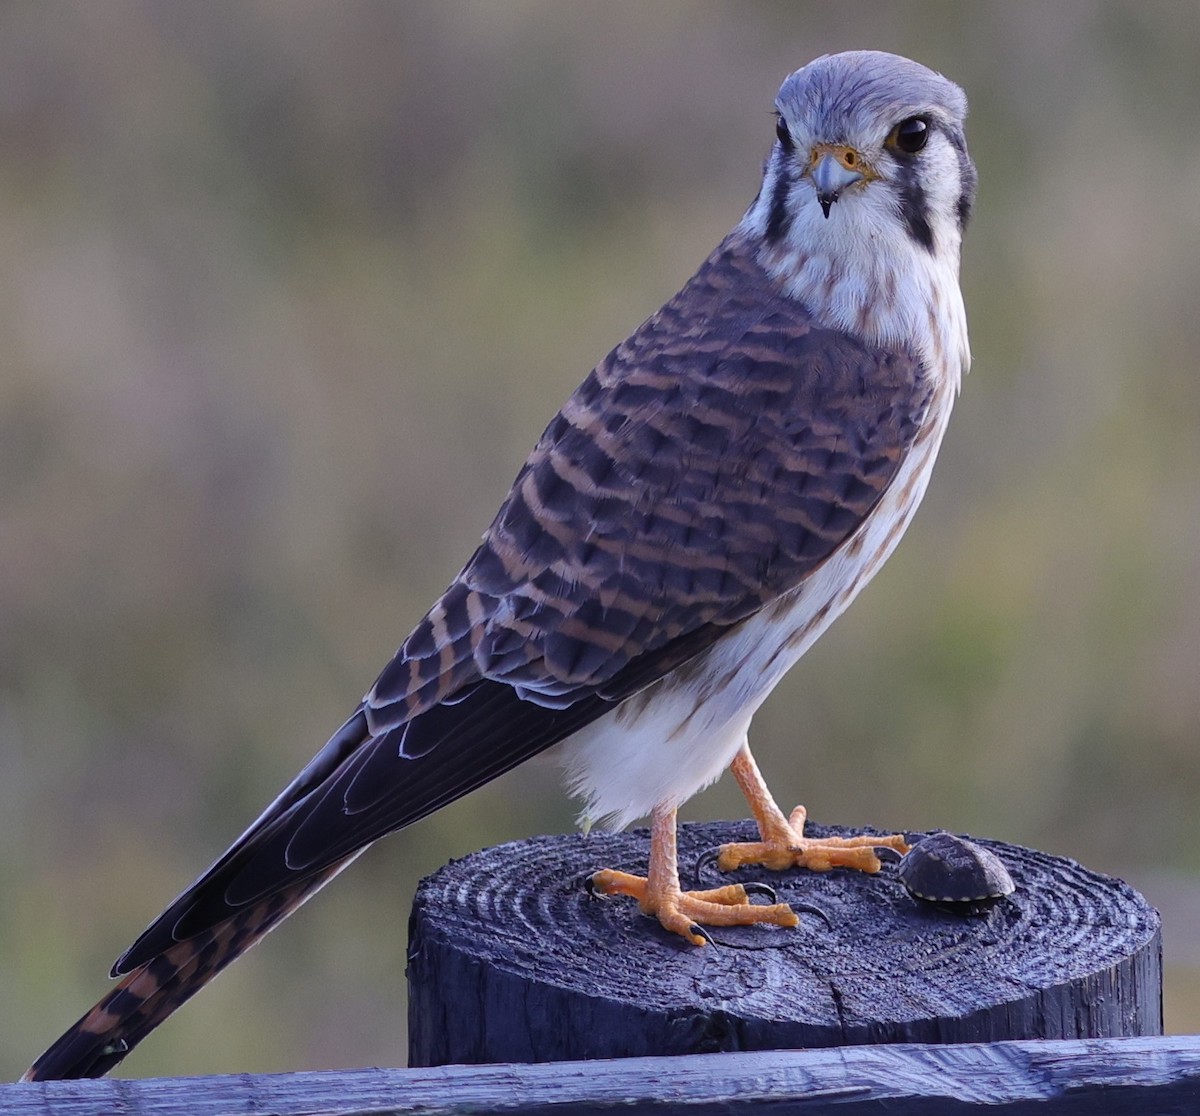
(558, 386), (954, 830)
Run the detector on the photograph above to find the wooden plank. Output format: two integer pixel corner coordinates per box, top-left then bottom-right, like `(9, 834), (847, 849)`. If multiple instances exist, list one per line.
(5, 1037), (1200, 1115)
(409, 821), (1163, 1065)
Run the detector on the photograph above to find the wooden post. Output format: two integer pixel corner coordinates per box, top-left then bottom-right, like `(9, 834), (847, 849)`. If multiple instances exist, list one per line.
(407, 820), (1161, 1067)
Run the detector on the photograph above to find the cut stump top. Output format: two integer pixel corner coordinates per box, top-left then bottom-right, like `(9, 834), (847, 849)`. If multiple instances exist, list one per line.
(407, 820), (1161, 1067)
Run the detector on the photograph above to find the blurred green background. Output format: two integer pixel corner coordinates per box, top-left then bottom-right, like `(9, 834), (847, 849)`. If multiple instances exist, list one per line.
(4, 0), (1200, 1080)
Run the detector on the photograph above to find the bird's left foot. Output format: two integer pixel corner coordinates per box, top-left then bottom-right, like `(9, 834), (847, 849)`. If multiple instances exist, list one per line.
(716, 803), (909, 875)
(588, 868), (798, 946)
(586, 802), (802, 946)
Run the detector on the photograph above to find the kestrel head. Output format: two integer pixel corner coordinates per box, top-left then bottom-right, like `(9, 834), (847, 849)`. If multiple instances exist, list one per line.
(749, 50), (975, 254)
(744, 50), (975, 372)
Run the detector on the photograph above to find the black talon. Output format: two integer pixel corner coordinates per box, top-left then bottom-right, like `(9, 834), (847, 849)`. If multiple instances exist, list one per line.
(875, 846), (904, 865)
(742, 881), (778, 903)
(689, 923), (718, 947)
(792, 901), (834, 931)
(583, 873), (607, 899)
(693, 846), (724, 885)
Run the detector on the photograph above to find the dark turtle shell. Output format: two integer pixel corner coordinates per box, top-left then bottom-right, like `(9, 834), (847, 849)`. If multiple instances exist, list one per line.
(898, 832), (1015, 906)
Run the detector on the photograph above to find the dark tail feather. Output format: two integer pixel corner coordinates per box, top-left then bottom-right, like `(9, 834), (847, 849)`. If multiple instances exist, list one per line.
(22, 861), (350, 1081)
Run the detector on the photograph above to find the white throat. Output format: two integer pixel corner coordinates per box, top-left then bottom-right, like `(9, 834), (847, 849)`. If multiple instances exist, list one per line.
(740, 186), (971, 392)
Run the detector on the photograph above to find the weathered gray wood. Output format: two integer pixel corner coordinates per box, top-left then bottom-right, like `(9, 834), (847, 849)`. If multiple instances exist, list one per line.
(408, 820), (1162, 1066)
(6, 1037), (1200, 1114)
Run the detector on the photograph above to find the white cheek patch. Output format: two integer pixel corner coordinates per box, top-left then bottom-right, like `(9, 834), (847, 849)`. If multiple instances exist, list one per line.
(742, 142), (970, 385)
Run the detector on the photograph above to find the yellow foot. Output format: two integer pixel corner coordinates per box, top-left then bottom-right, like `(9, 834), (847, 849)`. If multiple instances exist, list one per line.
(717, 804), (910, 875)
(589, 868), (799, 947)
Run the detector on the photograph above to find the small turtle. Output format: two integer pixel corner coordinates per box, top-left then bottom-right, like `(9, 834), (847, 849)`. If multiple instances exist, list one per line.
(897, 831), (1015, 912)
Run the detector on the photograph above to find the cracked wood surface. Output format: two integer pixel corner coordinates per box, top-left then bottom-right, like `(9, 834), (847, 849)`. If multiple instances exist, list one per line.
(7, 1039), (1200, 1115)
(407, 819), (1161, 1065)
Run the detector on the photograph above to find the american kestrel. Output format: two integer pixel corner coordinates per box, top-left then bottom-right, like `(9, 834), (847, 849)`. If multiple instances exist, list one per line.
(26, 50), (975, 1080)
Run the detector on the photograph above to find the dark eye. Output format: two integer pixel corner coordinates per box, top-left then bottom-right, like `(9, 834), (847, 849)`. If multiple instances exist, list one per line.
(888, 115), (929, 154)
(775, 115), (792, 148)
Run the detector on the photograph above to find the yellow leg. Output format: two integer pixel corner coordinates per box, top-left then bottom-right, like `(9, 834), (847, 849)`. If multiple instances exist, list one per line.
(590, 802), (800, 946)
(717, 743), (909, 873)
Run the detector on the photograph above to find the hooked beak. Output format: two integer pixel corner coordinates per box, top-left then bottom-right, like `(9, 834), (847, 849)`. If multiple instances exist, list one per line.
(808, 146), (869, 219)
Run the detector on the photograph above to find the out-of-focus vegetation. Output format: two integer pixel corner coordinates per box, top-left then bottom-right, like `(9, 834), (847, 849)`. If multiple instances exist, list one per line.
(3, 0), (1199, 1079)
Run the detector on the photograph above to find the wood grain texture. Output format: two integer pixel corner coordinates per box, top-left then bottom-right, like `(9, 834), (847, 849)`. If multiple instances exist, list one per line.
(408, 820), (1161, 1067)
(7, 1038), (1200, 1115)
